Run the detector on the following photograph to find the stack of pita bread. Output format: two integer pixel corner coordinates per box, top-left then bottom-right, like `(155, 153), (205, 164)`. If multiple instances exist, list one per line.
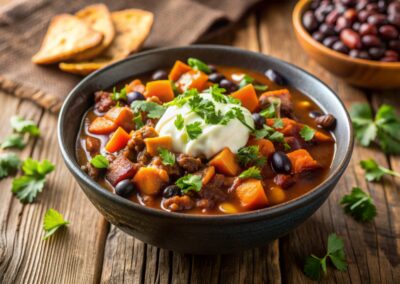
(32, 4), (154, 75)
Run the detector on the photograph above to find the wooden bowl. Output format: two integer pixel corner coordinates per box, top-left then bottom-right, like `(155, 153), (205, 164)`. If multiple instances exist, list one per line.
(292, 0), (400, 89)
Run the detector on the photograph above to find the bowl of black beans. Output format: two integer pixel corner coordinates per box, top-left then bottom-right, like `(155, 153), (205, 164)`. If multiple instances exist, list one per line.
(293, 0), (400, 89)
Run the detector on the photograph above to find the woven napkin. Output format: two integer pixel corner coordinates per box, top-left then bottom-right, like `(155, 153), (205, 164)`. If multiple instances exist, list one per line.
(0, 0), (260, 113)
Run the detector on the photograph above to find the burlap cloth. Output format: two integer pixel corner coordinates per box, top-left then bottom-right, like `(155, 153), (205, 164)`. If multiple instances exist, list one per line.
(0, 0), (261, 113)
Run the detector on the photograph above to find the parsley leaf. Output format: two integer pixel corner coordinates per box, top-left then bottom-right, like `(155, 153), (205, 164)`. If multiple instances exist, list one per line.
(187, 57), (211, 74)
(133, 113), (144, 130)
(300, 125), (316, 141)
(340, 187), (376, 222)
(90, 155), (109, 169)
(252, 124), (290, 150)
(176, 174), (202, 194)
(131, 100), (166, 119)
(303, 233), (347, 280)
(111, 86), (127, 101)
(273, 118), (284, 129)
(43, 208), (69, 240)
(1, 134), (25, 149)
(259, 98), (281, 119)
(158, 148), (175, 166)
(239, 166), (262, 179)
(239, 74), (254, 89)
(186, 122), (202, 140)
(12, 159), (55, 203)
(208, 84), (228, 103)
(237, 146), (266, 167)
(174, 114), (184, 130)
(360, 159), (400, 182)
(11, 116), (40, 137)
(165, 89), (199, 107)
(0, 153), (21, 179)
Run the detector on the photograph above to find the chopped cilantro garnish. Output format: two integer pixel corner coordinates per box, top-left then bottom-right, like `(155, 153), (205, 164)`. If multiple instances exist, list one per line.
(340, 187), (377, 222)
(165, 89), (199, 107)
(11, 116), (40, 137)
(131, 100), (166, 119)
(259, 98), (281, 119)
(360, 158), (400, 182)
(176, 174), (202, 194)
(237, 146), (266, 167)
(273, 118), (284, 129)
(90, 155), (109, 169)
(187, 58), (211, 74)
(239, 166), (262, 180)
(208, 84), (228, 103)
(111, 86), (127, 101)
(174, 114), (184, 130)
(1, 134), (25, 149)
(43, 208), (69, 240)
(186, 121), (202, 140)
(239, 74), (254, 89)
(133, 113), (144, 130)
(0, 152), (21, 179)
(158, 148), (175, 166)
(300, 125), (316, 141)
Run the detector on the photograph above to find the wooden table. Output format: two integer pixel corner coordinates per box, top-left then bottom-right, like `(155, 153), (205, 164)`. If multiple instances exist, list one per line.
(1, 0), (399, 283)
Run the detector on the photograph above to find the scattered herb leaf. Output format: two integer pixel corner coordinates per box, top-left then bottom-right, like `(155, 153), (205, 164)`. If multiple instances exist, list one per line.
(131, 100), (166, 119)
(1, 134), (25, 149)
(111, 86), (127, 101)
(176, 174), (202, 194)
(273, 118), (284, 129)
(360, 158), (400, 182)
(90, 155), (109, 169)
(43, 208), (69, 240)
(187, 58), (211, 74)
(340, 187), (377, 222)
(133, 113), (144, 130)
(174, 114), (184, 130)
(11, 116), (40, 137)
(239, 74), (254, 89)
(237, 146), (266, 167)
(300, 125), (316, 141)
(158, 148), (175, 166)
(186, 121), (202, 140)
(239, 166), (262, 180)
(0, 152), (21, 179)
(254, 84), (268, 91)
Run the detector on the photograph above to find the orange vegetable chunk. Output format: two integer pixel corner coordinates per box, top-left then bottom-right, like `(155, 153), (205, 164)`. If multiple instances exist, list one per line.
(266, 186), (287, 205)
(209, 148), (240, 176)
(133, 167), (169, 195)
(202, 166), (215, 185)
(145, 80), (175, 102)
(259, 89), (292, 108)
(313, 131), (333, 143)
(176, 70), (208, 92)
(287, 149), (320, 174)
(247, 138), (275, 157)
(88, 117), (117, 135)
(105, 127), (131, 153)
(236, 179), (269, 210)
(266, 118), (301, 136)
(169, 60), (192, 81)
(104, 106), (134, 131)
(126, 79), (145, 94)
(144, 136), (172, 156)
(230, 84), (259, 112)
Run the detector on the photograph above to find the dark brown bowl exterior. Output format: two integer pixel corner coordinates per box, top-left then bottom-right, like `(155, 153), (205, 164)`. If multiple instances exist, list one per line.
(58, 45), (353, 254)
(293, 0), (400, 89)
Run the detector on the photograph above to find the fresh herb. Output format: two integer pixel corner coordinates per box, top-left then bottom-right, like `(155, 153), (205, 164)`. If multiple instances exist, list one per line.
(303, 233), (347, 280)
(187, 57), (211, 74)
(273, 118), (284, 129)
(158, 148), (175, 166)
(131, 100), (166, 119)
(165, 89), (199, 107)
(226, 96), (241, 105)
(239, 166), (262, 180)
(0, 153), (21, 179)
(176, 174), (202, 194)
(111, 86), (127, 101)
(11, 116), (40, 137)
(188, 95), (223, 125)
(360, 158), (400, 182)
(90, 155), (109, 169)
(300, 125), (316, 141)
(254, 84), (268, 91)
(43, 208), (69, 240)
(259, 98), (281, 119)
(133, 113), (144, 130)
(340, 187), (376, 222)
(12, 158), (55, 203)
(174, 114), (184, 130)
(186, 122), (202, 140)
(237, 146), (266, 167)
(351, 103), (400, 154)
(252, 125), (291, 151)
(1, 134), (25, 149)
(208, 84), (228, 103)
(238, 74), (268, 91)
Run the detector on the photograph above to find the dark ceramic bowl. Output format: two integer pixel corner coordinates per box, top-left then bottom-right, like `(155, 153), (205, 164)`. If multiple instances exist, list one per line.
(58, 45), (353, 254)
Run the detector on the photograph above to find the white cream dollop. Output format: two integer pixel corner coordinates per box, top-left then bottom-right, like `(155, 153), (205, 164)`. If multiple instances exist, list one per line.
(155, 93), (254, 158)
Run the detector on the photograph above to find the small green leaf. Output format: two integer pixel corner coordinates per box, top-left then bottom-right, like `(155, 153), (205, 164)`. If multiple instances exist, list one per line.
(131, 100), (166, 119)
(43, 208), (69, 240)
(187, 58), (211, 74)
(186, 121), (202, 140)
(176, 174), (202, 194)
(0, 153), (21, 179)
(133, 113), (144, 130)
(273, 118), (284, 129)
(304, 255), (323, 280)
(174, 114), (184, 130)
(254, 84), (268, 91)
(111, 86), (128, 101)
(237, 146), (266, 167)
(1, 134), (25, 149)
(90, 155), (109, 169)
(239, 166), (262, 180)
(360, 159), (400, 182)
(11, 116), (40, 137)
(340, 187), (376, 222)
(300, 125), (316, 141)
(158, 148), (175, 166)
(238, 74), (254, 89)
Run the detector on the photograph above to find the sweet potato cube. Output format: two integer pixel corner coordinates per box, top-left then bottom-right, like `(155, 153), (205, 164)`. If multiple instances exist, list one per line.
(236, 179), (269, 210)
(88, 117), (118, 135)
(176, 70), (208, 92)
(133, 167), (169, 195)
(202, 166), (215, 185)
(144, 136), (172, 156)
(266, 118), (301, 136)
(287, 149), (320, 174)
(106, 155), (138, 185)
(169, 60), (192, 81)
(126, 79), (145, 94)
(105, 107), (134, 131)
(105, 127), (131, 153)
(266, 186), (287, 205)
(231, 84), (259, 112)
(209, 148), (240, 176)
(313, 131), (333, 143)
(247, 138), (275, 157)
(145, 80), (175, 102)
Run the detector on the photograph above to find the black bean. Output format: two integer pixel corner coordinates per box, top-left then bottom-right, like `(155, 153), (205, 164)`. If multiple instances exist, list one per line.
(319, 23), (336, 36)
(312, 31), (325, 42)
(271, 152), (292, 174)
(207, 64), (217, 73)
(115, 179), (135, 198)
(127, 91), (145, 104)
(151, 70), (168, 80)
(252, 113), (265, 129)
(303, 10), (319, 31)
(362, 34), (382, 47)
(379, 25), (399, 39)
(163, 185), (181, 198)
(315, 114), (336, 130)
(265, 69), (286, 85)
(368, 47), (386, 59)
(368, 14), (387, 26)
(208, 73), (225, 83)
(219, 79), (238, 93)
(332, 40), (350, 53)
(323, 36), (339, 48)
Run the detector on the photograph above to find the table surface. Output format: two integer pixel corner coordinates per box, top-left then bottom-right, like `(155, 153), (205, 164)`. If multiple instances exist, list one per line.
(1, 0), (400, 283)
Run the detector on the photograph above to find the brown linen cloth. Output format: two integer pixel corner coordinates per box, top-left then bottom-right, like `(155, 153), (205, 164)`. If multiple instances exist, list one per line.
(0, 0), (261, 113)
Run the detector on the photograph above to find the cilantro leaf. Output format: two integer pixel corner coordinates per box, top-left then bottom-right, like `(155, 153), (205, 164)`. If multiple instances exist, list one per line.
(43, 208), (69, 240)
(340, 187), (376, 222)
(174, 114), (184, 130)
(254, 84), (268, 91)
(0, 153), (21, 179)
(208, 84), (228, 103)
(1, 134), (25, 149)
(239, 166), (262, 179)
(111, 86), (127, 101)
(165, 89), (199, 107)
(158, 148), (175, 166)
(239, 74), (254, 89)
(237, 146), (266, 167)
(133, 113), (144, 130)
(11, 116), (40, 137)
(300, 125), (316, 141)
(186, 121), (202, 140)
(90, 155), (109, 169)
(360, 159), (400, 182)
(176, 174), (202, 194)
(304, 255), (323, 280)
(187, 58), (211, 74)
(259, 98), (281, 119)
(273, 118), (284, 129)
(131, 100), (166, 119)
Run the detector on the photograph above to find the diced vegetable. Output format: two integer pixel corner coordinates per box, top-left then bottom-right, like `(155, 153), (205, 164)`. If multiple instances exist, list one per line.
(209, 148), (240, 176)
(202, 166), (215, 185)
(247, 138), (275, 157)
(266, 118), (300, 136)
(176, 70), (208, 92)
(235, 179), (269, 210)
(144, 136), (172, 156)
(105, 127), (131, 153)
(313, 131), (334, 142)
(266, 186), (287, 205)
(287, 149), (320, 174)
(104, 107), (134, 131)
(106, 155), (138, 185)
(259, 89), (292, 106)
(219, 202), (239, 214)
(126, 79), (145, 94)
(144, 80), (175, 102)
(230, 84), (259, 112)
(133, 167), (169, 195)
(88, 117), (118, 135)
(169, 60), (192, 81)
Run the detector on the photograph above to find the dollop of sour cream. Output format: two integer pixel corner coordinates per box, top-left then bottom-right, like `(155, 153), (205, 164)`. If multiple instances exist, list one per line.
(155, 92), (254, 158)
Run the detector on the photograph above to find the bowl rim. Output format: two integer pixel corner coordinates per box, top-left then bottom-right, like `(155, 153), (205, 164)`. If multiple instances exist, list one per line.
(292, 0), (400, 69)
(58, 44), (354, 224)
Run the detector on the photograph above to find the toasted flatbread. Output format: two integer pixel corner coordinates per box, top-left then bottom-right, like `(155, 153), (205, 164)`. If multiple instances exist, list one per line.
(72, 4), (115, 61)
(59, 9), (154, 75)
(32, 14), (103, 64)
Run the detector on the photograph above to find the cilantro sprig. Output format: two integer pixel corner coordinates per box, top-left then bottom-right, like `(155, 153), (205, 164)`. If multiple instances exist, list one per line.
(239, 166), (262, 180)
(187, 58), (211, 74)
(304, 233), (347, 280)
(43, 208), (69, 240)
(360, 159), (400, 182)
(111, 86), (127, 101)
(174, 114), (184, 130)
(237, 146), (266, 168)
(90, 155), (109, 169)
(300, 125), (316, 141)
(252, 124), (291, 151)
(0, 152), (21, 179)
(340, 187), (376, 222)
(186, 122), (202, 140)
(1, 134), (25, 149)
(131, 100), (166, 119)
(238, 74), (268, 91)
(259, 98), (281, 119)
(158, 148), (175, 166)
(11, 116), (40, 137)
(176, 174), (202, 194)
